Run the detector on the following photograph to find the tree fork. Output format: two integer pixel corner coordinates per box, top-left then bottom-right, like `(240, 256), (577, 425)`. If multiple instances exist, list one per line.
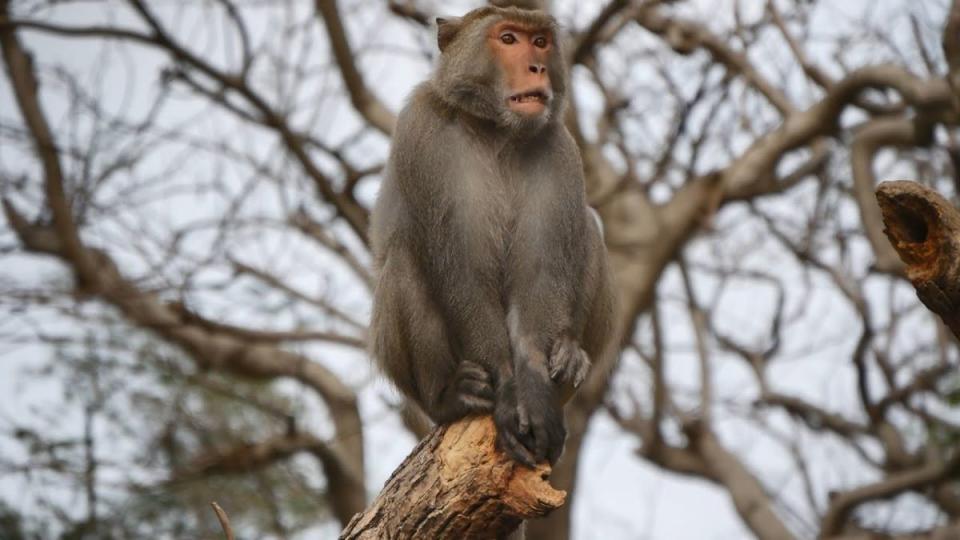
(340, 416), (565, 539)
(876, 180), (960, 339)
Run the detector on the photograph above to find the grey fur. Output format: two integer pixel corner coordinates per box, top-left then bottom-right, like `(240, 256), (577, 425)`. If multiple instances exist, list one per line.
(370, 5), (616, 466)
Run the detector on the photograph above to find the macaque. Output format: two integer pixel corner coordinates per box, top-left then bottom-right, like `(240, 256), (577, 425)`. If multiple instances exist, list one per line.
(369, 2), (616, 467)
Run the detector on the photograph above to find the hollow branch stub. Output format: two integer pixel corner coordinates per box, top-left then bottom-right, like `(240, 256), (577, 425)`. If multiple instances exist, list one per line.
(876, 180), (960, 337)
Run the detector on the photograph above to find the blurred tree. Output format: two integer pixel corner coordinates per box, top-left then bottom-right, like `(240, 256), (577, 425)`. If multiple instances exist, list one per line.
(0, 0), (957, 538)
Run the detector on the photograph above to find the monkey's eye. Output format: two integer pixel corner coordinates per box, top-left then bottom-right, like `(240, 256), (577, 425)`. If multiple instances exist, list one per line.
(533, 36), (548, 48)
(500, 32), (517, 45)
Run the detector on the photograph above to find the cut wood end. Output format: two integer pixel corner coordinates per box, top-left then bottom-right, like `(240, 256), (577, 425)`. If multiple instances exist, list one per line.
(439, 416), (566, 518)
(504, 462), (567, 515)
(340, 415), (568, 539)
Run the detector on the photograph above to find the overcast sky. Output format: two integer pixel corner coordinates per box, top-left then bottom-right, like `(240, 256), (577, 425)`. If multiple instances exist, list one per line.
(1, 1), (956, 538)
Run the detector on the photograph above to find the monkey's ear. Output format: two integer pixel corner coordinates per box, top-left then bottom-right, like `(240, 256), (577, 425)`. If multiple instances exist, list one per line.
(436, 16), (462, 53)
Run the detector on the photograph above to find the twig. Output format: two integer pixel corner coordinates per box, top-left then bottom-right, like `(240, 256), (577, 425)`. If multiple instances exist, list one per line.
(211, 502), (235, 540)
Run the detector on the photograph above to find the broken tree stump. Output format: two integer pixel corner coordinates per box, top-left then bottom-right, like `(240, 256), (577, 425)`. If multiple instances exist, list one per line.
(876, 180), (960, 340)
(339, 416), (565, 540)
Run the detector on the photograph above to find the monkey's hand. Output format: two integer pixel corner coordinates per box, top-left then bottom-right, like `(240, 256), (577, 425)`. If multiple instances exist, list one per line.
(548, 335), (591, 390)
(494, 363), (566, 467)
(435, 361), (495, 423)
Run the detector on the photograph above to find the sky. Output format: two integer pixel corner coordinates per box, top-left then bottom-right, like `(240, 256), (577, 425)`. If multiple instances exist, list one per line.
(1, 0), (957, 538)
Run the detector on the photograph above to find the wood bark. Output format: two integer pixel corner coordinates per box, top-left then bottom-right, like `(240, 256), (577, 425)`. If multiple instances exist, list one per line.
(876, 180), (960, 339)
(340, 416), (565, 540)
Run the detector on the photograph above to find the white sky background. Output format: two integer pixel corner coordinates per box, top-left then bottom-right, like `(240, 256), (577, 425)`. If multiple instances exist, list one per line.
(0, 0), (957, 539)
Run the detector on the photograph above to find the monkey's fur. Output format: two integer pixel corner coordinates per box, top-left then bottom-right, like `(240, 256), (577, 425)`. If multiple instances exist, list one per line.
(370, 4), (616, 466)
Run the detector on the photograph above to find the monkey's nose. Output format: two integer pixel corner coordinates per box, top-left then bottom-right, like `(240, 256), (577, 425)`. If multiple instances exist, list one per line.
(528, 63), (546, 74)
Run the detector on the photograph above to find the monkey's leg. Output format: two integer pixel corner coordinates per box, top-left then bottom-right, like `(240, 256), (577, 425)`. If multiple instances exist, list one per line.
(431, 360), (495, 424)
(375, 248), (494, 423)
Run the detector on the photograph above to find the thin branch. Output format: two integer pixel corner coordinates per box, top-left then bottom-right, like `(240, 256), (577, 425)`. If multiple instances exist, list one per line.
(170, 302), (365, 349)
(634, 3), (796, 115)
(3, 11), (371, 241)
(211, 502), (236, 540)
(569, 0), (628, 65)
(315, 0), (396, 135)
(820, 453), (960, 535)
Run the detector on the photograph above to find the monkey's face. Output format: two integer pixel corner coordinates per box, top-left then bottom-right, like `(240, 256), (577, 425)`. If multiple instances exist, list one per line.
(434, 8), (566, 134)
(487, 21), (554, 119)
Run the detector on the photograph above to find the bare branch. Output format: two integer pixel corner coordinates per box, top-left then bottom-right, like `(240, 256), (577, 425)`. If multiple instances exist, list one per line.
(877, 181), (960, 339)
(171, 301), (365, 349)
(821, 453), (960, 535)
(569, 0), (628, 65)
(695, 429), (796, 540)
(315, 0), (396, 135)
(388, 0), (430, 27)
(341, 417), (564, 539)
(3, 10), (371, 241)
(943, 0), (960, 95)
(758, 393), (868, 439)
(634, 4), (796, 115)
(211, 502), (235, 540)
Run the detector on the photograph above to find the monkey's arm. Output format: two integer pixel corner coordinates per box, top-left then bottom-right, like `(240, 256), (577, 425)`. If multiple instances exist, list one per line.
(501, 205), (614, 466)
(510, 133), (595, 353)
(386, 95), (516, 404)
(484, 130), (597, 464)
(500, 227), (583, 465)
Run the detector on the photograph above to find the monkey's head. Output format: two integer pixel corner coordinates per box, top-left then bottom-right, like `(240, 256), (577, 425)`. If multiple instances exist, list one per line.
(432, 5), (566, 134)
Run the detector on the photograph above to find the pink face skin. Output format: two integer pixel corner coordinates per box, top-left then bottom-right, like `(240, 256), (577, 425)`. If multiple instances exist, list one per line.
(487, 21), (553, 116)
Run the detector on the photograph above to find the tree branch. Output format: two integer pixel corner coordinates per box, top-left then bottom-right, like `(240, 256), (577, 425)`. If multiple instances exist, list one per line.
(820, 452), (960, 535)
(315, 0), (396, 135)
(876, 181), (960, 340)
(695, 429), (797, 540)
(3, 9), (371, 242)
(211, 502), (235, 540)
(634, 4), (795, 115)
(341, 416), (565, 540)
(0, 10), (367, 524)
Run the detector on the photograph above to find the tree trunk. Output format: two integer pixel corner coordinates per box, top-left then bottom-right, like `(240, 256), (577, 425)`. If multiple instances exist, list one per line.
(340, 416), (566, 540)
(876, 180), (960, 339)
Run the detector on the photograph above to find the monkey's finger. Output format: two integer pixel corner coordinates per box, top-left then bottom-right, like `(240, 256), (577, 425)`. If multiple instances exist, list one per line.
(548, 360), (564, 382)
(550, 338), (563, 358)
(572, 351), (592, 388)
(498, 431), (537, 468)
(547, 442), (564, 465)
(549, 358), (567, 381)
(530, 421), (549, 463)
(463, 380), (493, 399)
(460, 395), (494, 412)
(461, 379), (494, 400)
(517, 403), (531, 436)
(548, 341), (573, 381)
(460, 361), (491, 382)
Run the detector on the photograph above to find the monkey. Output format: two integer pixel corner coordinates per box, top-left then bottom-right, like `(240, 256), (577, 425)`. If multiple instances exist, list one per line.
(369, 2), (617, 467)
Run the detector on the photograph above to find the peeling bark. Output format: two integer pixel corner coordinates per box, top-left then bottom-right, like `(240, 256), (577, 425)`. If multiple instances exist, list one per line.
(340, 416), (565, 540)
(876, 181), (960, 340)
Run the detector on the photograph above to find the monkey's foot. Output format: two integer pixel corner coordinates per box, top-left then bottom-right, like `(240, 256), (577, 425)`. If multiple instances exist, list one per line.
(494, 366), (566, 467)
(442, 361), (495, 417)
(548, 336), (590, 389)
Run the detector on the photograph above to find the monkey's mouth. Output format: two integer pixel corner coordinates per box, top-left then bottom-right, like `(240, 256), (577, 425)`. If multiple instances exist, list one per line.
(507, 89), (550, 114)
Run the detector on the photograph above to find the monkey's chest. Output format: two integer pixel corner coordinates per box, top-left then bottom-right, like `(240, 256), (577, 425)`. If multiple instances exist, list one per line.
(454, 167), (556, 265)
(456, 172), (515, 247)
